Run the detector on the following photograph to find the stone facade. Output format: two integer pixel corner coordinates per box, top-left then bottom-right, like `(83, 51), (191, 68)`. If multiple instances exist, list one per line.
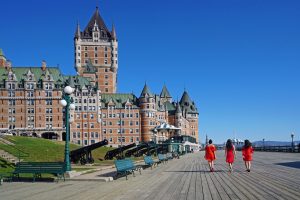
(0, 7), (199, 146)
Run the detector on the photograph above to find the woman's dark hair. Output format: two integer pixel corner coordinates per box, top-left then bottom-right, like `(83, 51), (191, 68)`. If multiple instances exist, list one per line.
(226, 139), (233, 150)
(208, 139), (213, 144)
(244, 139), (252, 148)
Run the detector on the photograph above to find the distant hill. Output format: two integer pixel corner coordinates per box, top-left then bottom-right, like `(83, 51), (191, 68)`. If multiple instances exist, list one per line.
(253, 141), (300, 147)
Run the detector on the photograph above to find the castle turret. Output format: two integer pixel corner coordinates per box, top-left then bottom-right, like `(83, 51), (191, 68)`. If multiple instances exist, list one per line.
(139, 83), (156, 142)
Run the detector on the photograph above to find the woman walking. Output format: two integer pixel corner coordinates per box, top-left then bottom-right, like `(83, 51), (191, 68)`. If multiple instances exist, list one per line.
(242, 139), (254, 172)
(205, 139), (216, 172)
(225, 139), (236, 172)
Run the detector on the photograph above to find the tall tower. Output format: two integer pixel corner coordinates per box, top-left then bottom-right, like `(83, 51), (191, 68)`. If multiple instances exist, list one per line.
(74, 7), (118, 93)
(139, 84), (156, 142)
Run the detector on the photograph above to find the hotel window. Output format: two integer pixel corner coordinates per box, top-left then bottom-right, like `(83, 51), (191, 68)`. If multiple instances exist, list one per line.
(83, 114), (87, 119)
(136, 121), (139, 125)
(90, 123), (94, 128)
(85, 53), (88, 57)
(130, 129), (133, 133)
(77, 123), (80, 128)
(26, 83), (34, 90)
(85, 47), (87, 51)
(95, 47), (97, 51)
(78, 46), (80, 50)
(84, 132), (88, 138)
(91, 132), (94, 138)
(95, 59), (98, 64)
(95, 53), (98, 57)
(8, 108), (15, 114)
(104, 47), (107, 52)
(104, 53), (107, 58)
(136, 113), (139, 118)
(73, 132), (76, 138)
(77, 132), (80, 138)
(103, 129), (107, 134)
(27, 108), (34, 114)
(104, 59), (108, 64)
(45, 91), (52, 97)
(105, 75), (108, 79)
(8, 91), (15, 97)
(90, 114), (94, 119)
(46, 99), (52, 105)
(95, 133), (99, 138)
(105, 68), (108, 72)
(84, 123), (87, 128)
(130, 137), (134, 142)
(105, 88), (108, 92)
(8, 100), (16, 106)
(105, 81), (108, 86)
(136, 129), (139, 133)
(27, 91), (34, 97)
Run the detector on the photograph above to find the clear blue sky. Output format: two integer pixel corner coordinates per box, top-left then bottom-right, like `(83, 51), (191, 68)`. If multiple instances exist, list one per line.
(0, 0), (299, 144)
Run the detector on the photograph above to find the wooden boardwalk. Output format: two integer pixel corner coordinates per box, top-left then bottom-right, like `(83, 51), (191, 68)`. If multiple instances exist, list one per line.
(1, 151), (300, 200)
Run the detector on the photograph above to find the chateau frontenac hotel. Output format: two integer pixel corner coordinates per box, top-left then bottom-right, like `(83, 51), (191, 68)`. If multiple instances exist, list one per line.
(0, 7), (199, 146)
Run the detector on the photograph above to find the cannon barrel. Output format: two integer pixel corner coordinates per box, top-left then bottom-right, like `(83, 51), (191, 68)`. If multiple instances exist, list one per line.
(125, 143), (148, 157)
(104, 143), (136, 160)
(70, 139), (108, 164)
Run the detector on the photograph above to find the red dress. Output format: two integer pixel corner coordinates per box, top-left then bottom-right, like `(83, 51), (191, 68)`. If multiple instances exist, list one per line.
(226, 145), (235, 163)
(242, 146), (254, 161)
(205, 144), (216, 161)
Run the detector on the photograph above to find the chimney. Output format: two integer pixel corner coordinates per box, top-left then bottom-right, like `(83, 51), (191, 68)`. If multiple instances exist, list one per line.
(42, 60), (47, 71)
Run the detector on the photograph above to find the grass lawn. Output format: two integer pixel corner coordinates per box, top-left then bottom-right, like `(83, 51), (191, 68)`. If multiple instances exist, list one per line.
(0, 136), (116, 173)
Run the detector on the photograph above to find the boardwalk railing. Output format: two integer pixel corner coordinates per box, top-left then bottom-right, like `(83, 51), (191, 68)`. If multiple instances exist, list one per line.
(253, 145), (300, 153)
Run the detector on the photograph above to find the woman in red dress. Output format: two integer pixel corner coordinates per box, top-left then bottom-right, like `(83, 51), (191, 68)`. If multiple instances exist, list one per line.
(205, 139), (216, 172)
(225, 139), (236, 172)
(242, 139), (254, 172)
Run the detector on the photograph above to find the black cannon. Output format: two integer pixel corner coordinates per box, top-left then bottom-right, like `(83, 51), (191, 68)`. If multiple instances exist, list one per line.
(70, 139), (108, 165)
(125, 143), (149, 157)
(104, 143), (136, 160)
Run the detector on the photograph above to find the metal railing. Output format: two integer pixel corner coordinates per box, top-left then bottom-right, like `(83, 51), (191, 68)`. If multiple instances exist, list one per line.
(253, 145), (300, 153)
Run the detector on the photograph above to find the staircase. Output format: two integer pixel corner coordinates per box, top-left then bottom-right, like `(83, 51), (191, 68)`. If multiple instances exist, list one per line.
(0, 149), (21, 164)
(0, 136), (15, 145)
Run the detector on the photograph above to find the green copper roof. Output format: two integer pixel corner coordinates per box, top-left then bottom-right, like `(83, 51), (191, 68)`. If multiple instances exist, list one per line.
(140, 83), (153, 97)
(180, 91), (198, 114)
(160, 85), (171, 98)
(164, 101), (176, 111)
(101, 93), (139, 108)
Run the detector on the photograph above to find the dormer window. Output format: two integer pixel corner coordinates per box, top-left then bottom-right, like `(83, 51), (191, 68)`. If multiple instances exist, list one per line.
(26, 83), (34, 90)
(29, 75), (33, 81)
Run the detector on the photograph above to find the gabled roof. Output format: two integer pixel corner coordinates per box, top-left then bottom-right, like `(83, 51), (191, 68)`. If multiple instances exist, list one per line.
(140, 83), (153, 97)
(160, 85), (171, 98)
(101, 93), (139, 108)
(82, 7), (111, 40)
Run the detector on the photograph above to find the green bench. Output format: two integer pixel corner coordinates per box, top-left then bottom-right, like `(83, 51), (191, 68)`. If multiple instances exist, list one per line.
(114, 159), (142, 180)
(12, 162), (65, 182)
(143, 156), (159, 169)
(0, 173), (12, 185)
(158, 154), (168, 164)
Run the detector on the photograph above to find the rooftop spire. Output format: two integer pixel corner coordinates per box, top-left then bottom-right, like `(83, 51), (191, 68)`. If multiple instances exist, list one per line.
(111, 23), (117, 40)
(75, 21), (81, 39)
(83, 7), (111, 39)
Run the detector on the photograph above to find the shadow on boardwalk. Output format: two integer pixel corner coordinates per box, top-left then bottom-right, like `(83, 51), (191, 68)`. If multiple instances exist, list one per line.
(276, 161), (300, 169)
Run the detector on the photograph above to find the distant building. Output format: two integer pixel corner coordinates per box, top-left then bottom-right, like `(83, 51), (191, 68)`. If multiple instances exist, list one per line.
(0, 7), (199, 146)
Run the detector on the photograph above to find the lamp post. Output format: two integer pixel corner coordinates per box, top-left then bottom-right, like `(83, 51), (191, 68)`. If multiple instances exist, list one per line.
(262, 138), (265, 151)
(291, 132), (295, 151)
(60, 86), (75, 172)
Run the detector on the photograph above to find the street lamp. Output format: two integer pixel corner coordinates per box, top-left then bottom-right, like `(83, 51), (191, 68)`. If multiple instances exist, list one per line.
(291, 132), (295, 151)
(262, 138), (265, 151)
(60, 86), (75, 172)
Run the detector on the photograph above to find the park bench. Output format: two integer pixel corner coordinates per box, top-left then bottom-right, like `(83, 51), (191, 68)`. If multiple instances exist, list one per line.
(166, 153), (173, 160)
(12, 162), (65, 182)
(114, 159), (142, 180)
(143, 156), (159, 169)
(158, 154), (168, 164)
(0, 173), (12, 185)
